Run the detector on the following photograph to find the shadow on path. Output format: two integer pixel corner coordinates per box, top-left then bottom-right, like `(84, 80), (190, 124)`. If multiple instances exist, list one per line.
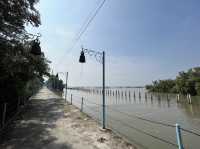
(0, 87), (72, 149)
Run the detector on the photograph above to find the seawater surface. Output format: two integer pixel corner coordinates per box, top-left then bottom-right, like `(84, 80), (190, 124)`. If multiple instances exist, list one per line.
(64, 87), (200, 149)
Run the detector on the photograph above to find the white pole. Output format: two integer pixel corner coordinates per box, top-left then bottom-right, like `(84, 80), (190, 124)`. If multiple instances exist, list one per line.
(65, 72), (68, 102)
(102, 51), (106, 129)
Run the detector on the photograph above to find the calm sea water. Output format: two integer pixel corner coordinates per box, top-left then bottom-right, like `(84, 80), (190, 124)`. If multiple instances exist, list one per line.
(63, 87), (200, 149)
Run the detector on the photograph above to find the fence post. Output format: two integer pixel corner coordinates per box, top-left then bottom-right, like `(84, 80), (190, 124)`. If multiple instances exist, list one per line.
(177, 94), (180, 102)
(70, 94), (72, 105)
(134, 91), (136, 99)
(81, 97), (84, 112)
(176, 123), (184, 149)
(139, 92), (141, 99)
(187, 94), (192, 104)
(2, 103), (7, 127)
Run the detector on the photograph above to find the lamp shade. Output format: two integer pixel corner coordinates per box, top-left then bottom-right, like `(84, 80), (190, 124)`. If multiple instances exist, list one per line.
(79, 50), (86, 63)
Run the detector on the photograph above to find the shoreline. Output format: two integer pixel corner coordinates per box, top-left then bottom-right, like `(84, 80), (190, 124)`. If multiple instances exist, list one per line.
(62, 102), (138, 149)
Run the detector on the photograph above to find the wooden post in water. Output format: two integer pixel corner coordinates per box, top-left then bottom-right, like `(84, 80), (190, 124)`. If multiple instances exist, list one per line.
(167, 94), (169, 100)
(150, 94), (153, 104)
(139, 91), (141, 100)
(115, 90), (118, 103)
(158, 94), (161, 100)
(145, 93), (147, 100)
(134, 91), (136, 100)
(145, 92), (147, 102)
(158, 95), (161, 106)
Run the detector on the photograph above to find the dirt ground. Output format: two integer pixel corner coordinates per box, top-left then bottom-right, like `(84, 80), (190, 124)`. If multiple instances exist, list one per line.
(0, 87), (138, 149)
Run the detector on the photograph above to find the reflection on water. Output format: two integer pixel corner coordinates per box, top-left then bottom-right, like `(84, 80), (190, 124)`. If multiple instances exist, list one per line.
(63, 87), (200, 149)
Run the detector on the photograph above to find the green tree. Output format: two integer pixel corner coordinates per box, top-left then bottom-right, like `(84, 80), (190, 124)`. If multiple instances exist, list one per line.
(0, 0), (40, 40)
(0, 0), (50, 103)
(146, 67), (200, 96)
(175, 71), (189, 95)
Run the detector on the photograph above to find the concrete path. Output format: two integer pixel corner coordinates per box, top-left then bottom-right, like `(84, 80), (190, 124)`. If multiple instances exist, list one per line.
(0, 87), (136, 149)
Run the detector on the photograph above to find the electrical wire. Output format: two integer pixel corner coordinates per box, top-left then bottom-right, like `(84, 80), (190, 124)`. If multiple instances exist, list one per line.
(74, 0), (104, 40)
(75, 0), (106, 43)
(55, 0), (106, 68)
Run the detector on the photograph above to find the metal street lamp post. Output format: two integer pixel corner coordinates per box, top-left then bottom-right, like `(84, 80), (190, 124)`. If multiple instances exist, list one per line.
(79, 47), (106, 129)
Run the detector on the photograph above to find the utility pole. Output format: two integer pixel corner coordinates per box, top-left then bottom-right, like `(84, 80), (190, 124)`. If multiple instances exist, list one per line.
(79, 47), (106, 129)
(65, 72), (68, 102)
(102, 51), (106, 129)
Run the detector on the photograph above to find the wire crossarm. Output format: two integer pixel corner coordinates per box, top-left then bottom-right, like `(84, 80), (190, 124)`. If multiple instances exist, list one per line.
(82, 47), (103, 64)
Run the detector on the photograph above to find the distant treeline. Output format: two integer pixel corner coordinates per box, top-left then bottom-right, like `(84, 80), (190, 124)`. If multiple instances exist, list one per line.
(146, 67), (200, 96)
(46, 74), (64, 91)
(70, 86), (144, 89)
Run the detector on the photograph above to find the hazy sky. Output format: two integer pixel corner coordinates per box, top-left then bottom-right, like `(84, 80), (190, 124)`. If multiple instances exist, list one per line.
(29, 0), (200, 86)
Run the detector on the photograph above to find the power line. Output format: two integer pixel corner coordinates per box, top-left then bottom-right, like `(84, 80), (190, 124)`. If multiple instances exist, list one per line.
(55, 0), (106, 68)
(75, 0), (106, 42)
(74, 0), (103, 41)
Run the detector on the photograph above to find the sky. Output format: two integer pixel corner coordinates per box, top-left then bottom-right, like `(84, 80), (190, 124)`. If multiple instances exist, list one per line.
(29, 0), (200, 87)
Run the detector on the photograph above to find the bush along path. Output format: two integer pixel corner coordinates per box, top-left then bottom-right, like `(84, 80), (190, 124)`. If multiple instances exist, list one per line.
(0, 86), (137, 149)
